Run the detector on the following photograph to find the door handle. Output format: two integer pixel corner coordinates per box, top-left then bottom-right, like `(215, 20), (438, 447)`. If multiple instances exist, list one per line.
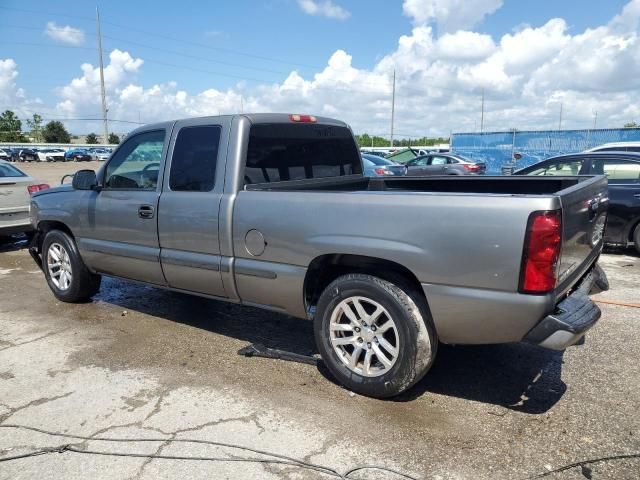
(138, 205), (155, 219)
(634, 193), (640, 199)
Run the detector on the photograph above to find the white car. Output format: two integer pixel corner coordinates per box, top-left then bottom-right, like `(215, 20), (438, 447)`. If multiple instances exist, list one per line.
(585, 142), (640, 153)
(0, 160), (49, 236)
(37, 148), (66, 162)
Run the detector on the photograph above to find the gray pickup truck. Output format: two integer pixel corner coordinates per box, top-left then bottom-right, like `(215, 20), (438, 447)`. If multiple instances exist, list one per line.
(29, 114), (609, 398)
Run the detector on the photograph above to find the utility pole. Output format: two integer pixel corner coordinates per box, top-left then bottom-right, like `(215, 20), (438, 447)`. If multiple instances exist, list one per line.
(390, 69), (396, 148)
(96, 6), (108, 144)
(558, 102), (563, 130)
(593, 110), (598, 129)
(480, 88), (485, 133)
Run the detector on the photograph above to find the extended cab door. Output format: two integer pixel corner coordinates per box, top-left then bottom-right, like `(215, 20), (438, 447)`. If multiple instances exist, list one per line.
(76, 129), (168, 285)
(157, 117), (229, 298)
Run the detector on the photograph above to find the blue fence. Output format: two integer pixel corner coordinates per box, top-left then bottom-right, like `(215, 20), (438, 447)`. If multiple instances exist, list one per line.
(451, 128), (640, 174)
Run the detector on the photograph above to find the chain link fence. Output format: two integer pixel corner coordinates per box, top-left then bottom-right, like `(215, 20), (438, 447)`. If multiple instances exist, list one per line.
(451, 128), (640, 174)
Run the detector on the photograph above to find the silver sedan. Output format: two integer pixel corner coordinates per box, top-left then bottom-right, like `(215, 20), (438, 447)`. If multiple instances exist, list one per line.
(0, 160), (49, 236)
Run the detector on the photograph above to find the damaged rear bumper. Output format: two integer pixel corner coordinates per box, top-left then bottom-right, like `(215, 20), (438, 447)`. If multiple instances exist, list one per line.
(523, 264), (609, 350)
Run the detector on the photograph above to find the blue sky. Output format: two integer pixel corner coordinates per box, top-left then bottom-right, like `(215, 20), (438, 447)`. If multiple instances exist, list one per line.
(0, 0), (637, 136)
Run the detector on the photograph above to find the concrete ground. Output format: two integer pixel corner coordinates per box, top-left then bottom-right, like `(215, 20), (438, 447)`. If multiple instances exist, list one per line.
(1, 162), (639, 479)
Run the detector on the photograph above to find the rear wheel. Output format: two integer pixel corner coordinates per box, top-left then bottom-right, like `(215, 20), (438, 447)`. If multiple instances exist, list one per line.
(633, 223), (640, 255)
(42, 230), (101, 302)
(314, 274), (437, 398)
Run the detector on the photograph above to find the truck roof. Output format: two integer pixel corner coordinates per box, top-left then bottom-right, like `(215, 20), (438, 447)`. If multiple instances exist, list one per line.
(127, 113), (349, 137)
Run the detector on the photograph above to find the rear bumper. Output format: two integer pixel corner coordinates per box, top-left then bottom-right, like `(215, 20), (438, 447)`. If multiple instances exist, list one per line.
(523, 264), (608, 350)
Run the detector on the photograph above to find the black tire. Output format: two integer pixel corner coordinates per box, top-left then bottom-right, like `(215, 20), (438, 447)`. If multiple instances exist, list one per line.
(314, 273), (437, 398)
(42, 230), (101, 302)
(634, 223), (640, 255)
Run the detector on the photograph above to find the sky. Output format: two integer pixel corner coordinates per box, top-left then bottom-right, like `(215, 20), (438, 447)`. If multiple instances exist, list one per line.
(0, 0), (638, 138)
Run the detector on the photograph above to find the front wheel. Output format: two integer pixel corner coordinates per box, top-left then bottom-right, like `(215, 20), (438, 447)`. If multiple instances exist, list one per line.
(634, 223), (640, 255)
(314, 274), (437, 398)
(42, 230), (101, 302)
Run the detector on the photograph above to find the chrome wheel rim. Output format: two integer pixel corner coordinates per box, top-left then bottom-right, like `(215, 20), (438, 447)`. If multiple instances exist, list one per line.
(47, 243), (72, 291)
(329, 296), (399, 377)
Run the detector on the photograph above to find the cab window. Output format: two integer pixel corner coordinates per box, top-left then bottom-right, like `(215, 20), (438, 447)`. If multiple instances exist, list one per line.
(525, 159), (584, 176)
(430, 156), (448, 165)
(104, 130), (165, 189)
(170, 125), (221, 192)
(591, 159), (640, 181)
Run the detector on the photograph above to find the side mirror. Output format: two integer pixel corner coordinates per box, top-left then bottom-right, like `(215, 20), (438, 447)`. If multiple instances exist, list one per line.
(72, 169), (98, 190)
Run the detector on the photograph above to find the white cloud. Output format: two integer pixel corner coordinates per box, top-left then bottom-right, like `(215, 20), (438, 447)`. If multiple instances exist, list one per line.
(56, 49), (144, 115)
(403, 0), (503, 33)
(2, 0), (638, 137)
(44, 22), (85, 45)
(0, 59), (43, 118)
(436, 31), (496, 61)
(0, 59), (21, 104)
(297, 0), (350, 20)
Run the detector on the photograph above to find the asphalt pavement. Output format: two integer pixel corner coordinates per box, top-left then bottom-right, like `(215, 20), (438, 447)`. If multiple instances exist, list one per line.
(0, 162), (638, 479)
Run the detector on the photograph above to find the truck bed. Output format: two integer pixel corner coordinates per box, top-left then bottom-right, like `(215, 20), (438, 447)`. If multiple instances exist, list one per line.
(244, 174), (591, 196)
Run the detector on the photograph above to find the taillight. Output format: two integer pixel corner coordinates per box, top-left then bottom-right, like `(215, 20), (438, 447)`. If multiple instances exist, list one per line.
(463, 164), (480, 172)
(289, 114), (317, 123)
(28, 184), (50, 194)
(519, 210), (562, 294)
(374, 168), (392, 175)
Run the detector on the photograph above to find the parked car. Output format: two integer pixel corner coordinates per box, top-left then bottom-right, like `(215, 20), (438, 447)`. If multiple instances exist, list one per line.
(29, 113), (608, 398)
(0, 148), (10, 161)
(37, 148), (66, 162)
(514, 152), (640, 253)
(88, 148), (112, 161)
(362, 154), (407, 176)
(585, 142), (640, 153)
(0, 160), (49, 236)
(64, 148), (92, 162)
(18, 148), (39, 162)
(405, 153), (486, 175)
(2, 148), (19, 162)
(360, 150), (389, 158)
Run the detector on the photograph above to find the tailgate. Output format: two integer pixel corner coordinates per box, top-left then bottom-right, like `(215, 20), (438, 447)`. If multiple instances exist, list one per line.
(556, 175), (608, 295)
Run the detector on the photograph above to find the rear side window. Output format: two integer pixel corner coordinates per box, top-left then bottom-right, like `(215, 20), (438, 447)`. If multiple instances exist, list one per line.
(0, 163), (26, 177)
(170, 125), (221, 191)
(591, 159), (640, 181)
(525, 159), (584, 176)
(244, 124), (362, 185)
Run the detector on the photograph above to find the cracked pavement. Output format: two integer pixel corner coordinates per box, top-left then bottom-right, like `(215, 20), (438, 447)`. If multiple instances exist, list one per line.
(0, 229), (639, 479)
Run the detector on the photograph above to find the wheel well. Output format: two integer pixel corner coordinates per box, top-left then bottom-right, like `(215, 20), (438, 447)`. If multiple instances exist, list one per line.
(628, 218), (640, 242)
(304, 254), (424, 311)
(36, 221), (74, 250)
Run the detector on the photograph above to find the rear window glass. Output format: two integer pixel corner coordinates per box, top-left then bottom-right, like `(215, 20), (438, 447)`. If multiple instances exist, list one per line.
(244, 123), (362, 185)
(0, 163), (26, 178)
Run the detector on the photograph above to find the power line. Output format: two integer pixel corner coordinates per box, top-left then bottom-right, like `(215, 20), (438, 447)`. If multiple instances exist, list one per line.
(0, 6), (323, 70)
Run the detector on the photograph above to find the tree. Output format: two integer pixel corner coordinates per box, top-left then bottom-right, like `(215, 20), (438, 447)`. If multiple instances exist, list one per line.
(42, 121), (71, 143)
(624, 121), (638, 128)
(0, 110), (27, 142)
(26, 114), (43, 142)
(85, 132), (99, 144)
(108, 132), (120, 144)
